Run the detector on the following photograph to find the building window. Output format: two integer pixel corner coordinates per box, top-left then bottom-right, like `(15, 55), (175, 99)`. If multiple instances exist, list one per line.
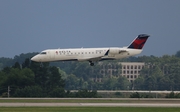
(131, 75), (133, 78)
(123, 66), (126, 69)
(123, 70), (126, 74)
(135, 66), (137, 69)
(134, 71), (137, 74)
(127, 75), (129, 78)
(127, 71), (129, 74)
(134, 75), (137, 79)
(131, 66), (133, 69)
(138, 71), (140, 74)
(127, 66), (129, 69)
(131, 71), (133, 74)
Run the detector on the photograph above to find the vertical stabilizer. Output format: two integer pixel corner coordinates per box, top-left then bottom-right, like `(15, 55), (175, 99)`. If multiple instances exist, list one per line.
(128, 34), (150, 49)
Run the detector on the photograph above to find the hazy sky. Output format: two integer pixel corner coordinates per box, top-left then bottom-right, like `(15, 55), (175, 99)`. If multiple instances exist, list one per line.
(0, 0), (180, 58)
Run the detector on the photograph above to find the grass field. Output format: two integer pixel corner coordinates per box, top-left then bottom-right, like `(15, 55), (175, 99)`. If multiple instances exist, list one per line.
(0, 107), (180, 112)
(1, 98), (180, 103)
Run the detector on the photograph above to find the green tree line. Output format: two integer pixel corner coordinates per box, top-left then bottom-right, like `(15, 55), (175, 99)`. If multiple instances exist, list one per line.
(0, 59), (66, 97)
(0, 58), (99, 97)
(134, 55), (180, 91)
(0, 50), (180, 97)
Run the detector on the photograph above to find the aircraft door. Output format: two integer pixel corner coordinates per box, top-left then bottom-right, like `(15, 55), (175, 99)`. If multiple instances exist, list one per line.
(48, 51), (55, 59)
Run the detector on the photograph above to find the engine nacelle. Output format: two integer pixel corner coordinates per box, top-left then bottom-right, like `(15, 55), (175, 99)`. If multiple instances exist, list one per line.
(108, 48), (128, 56)
(109, 48), (120, 55)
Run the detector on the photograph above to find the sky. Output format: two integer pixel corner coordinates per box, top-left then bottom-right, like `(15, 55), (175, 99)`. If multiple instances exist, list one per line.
(0, 0), (180, 58)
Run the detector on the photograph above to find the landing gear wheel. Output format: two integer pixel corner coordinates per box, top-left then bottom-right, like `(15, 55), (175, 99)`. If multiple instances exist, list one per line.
(90, 62), (94, 66)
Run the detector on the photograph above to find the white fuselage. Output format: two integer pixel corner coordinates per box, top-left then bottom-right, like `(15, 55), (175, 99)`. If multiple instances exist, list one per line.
(31, 34), (149, 66)
(31, 47), (142, 63)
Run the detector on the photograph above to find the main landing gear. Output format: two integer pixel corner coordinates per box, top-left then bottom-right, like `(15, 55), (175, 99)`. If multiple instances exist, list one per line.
(89, 61), (94, 66)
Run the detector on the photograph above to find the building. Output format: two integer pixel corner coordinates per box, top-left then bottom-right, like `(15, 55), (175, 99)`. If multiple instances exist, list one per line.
(92, 62), (145, 82)
(120, 62), (145, 82)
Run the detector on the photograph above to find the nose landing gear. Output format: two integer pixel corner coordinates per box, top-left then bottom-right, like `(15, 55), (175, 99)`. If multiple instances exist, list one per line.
(40, 62), (44, 67)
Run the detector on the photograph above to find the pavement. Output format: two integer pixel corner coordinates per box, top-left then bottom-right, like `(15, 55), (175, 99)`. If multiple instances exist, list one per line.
(0, 103), (180, 107)
(1, 98), (180, 107)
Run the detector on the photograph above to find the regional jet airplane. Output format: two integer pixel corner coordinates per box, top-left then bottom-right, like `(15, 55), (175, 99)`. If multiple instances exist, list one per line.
(31, 34), (150, 66)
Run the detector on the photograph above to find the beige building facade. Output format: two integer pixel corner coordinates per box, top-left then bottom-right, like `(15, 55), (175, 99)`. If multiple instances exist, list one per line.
(92, 62), (145, 82)
(120, 62), (145, 82)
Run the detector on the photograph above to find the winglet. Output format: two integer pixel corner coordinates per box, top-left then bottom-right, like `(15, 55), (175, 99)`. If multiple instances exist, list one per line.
(128, 34), (150, 49)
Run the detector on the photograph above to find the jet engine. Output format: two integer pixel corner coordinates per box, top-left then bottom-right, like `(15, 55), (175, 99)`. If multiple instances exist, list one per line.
(109, 48), (120, 55)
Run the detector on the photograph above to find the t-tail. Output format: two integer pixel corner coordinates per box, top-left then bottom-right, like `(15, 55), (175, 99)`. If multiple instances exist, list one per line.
(128, 34), (150, 49)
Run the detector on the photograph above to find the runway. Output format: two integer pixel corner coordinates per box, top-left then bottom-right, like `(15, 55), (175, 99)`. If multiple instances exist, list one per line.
(1, 98), (180, 107)
(0, 103), (180, 107)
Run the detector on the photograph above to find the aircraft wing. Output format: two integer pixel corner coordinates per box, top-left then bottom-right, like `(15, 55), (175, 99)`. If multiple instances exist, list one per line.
(77, 49), (128, 62)
(77, 50), (110, 62)
(77, 56), (102, 62)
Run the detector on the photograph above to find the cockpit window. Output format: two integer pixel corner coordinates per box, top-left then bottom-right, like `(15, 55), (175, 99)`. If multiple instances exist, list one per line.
(40, 52), (47, 55)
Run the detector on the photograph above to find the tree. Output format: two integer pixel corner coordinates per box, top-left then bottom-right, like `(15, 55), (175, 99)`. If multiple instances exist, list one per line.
(75, 89), (99, 98)
(134, 76), (145, 90)
(0, 68), (35, 95)
(48, 66), (65, 89)
(49, 87), (65, 97)
(103, 77), (118, 90)
(158, 76), (172, 90)
(2, 68), (35, 87)
(12, 62), (21, 69)
(14, 86), (43, 97)
(0, 57), (13, 68)
(65, 74), (79, 90)
(13, 53), (38, 64)
(175, 50), (180, 58)
(117, 76), (130, 90)
(22, 58), (30, 68)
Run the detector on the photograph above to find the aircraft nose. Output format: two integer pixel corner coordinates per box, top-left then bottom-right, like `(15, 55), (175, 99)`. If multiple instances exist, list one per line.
(31, 56), (39, 62)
